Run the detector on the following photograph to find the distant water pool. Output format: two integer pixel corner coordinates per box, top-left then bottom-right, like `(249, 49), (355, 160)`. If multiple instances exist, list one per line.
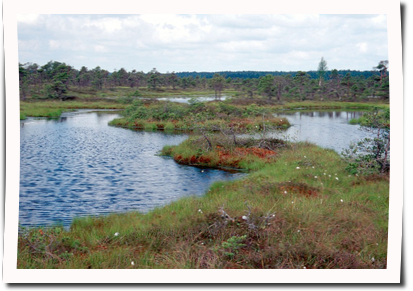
(273, 110), (372, 153)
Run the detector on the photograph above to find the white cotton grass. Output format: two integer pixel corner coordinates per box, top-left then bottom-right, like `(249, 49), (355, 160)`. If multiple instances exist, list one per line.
(131, 261), (135, 266)
(314, 176), (318, 179)
(335, 177), (339, 180)
(114, 232), (119, 237)
(296, 167), (300, 169)
(198, 209), (203, 214)
(340, 199), (344, 203)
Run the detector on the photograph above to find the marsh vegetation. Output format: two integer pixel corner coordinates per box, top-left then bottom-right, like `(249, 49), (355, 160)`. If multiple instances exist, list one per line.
(17, 60), (390, 269)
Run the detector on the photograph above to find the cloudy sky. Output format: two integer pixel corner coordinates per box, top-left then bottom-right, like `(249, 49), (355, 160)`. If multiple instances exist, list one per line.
(17, 14), (388, 73)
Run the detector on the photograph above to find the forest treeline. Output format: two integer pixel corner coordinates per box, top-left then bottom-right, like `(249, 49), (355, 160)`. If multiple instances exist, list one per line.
(175, 70), (376, 80)
(18, 59), (389, 102)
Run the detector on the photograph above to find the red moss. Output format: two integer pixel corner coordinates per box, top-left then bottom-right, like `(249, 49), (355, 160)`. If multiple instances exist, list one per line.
(198, 156), (211, 163)
(190, 155), (198, 163)
(173, 146), (275, 169)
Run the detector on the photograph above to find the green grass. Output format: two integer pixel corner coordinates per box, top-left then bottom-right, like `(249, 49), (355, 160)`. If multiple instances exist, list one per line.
(17, 141), (389, 269)
(20, 100), (128, 119)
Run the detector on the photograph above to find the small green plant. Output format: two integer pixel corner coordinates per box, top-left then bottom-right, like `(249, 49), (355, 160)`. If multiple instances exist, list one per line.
(221, 235), (247, 258)
(130, 90), (141, 97)
(117, 96), (134, 104)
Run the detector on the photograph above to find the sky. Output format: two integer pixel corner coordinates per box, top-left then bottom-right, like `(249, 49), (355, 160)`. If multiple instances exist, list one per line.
(17, 14), (388, 73)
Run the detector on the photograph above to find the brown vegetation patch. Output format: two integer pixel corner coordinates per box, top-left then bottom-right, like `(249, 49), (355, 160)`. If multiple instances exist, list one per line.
(173, 144), (277, 169)
(233, 147), (276, 159)
(351, 173), (389, 186)
(362, 173), (389, 183)
(216, 146), (276, 166)
(227, 118), (255, 130)
(278, 181), (319, 197)
(133, 121), (143, 128)
(174, 154), (213, 166)
(198, 156), (211, 164)
(216, 149), (241, 168)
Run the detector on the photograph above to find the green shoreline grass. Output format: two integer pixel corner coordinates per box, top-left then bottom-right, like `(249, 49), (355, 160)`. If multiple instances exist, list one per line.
(17, 140), (389, 269)
(20, 100), (128, 120)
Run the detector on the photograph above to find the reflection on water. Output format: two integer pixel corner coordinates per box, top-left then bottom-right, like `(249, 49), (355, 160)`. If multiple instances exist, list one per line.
(19, 111), (244, 229)
(147, 95), (229, 103)
(273, 110), (371, 153)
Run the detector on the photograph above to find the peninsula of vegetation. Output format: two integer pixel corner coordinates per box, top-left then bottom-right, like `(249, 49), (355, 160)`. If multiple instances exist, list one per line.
(18, 59), (390, 269)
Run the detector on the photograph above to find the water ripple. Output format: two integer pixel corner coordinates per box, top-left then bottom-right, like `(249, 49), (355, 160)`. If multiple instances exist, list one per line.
(19, 112), (244, 229)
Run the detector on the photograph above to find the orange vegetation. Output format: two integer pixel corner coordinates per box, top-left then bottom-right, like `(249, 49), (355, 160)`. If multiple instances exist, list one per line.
(174, 146), (276, 169)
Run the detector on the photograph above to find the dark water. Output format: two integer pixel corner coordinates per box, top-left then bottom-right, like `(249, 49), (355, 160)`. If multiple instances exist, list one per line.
(273, 110), (371, 153)
(19, 110), (244, 229)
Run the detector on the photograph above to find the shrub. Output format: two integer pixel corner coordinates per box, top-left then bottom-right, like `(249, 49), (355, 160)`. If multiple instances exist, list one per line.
(342, 108), (390, 175)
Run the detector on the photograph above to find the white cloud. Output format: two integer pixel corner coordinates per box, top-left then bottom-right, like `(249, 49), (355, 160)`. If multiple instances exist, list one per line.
(357, 42), (368, 53)
(48, 40), (60, 49)
(18, 40), (41, 51)
(17, 14), (388, 72)
(94, 45), (108, 53)
(216, 40), (265, 53)
(83, 17), (123, 33)
(370, 14), (387, 29)
(137, 14), (212, 44)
